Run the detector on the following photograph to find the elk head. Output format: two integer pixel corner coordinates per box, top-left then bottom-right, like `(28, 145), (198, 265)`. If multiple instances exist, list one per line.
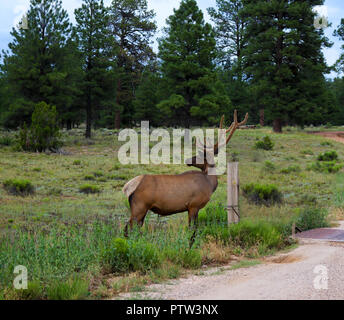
(186, 110), (249, 173)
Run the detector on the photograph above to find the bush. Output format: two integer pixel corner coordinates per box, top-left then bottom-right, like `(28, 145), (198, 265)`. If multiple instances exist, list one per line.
(3, 179), (35, 196)
(79, 184), (101, 194)
(179, 250), (202, 269)
(47, 277), (89, 300)
(14, 281), (44, 300)
(228, 220), (285, 255)
(263, 160), (276, 172)
(93, 171), (104, 177)
(84, 175), (95, 181)
(162, 246), (202, 269)
(198, 202), (227, 225)
(102, 237), (161, 274)
(298, 194), (317, 205)
(128, 239), (161, 273)
(18, 102), (62, 152)
(295, 207), (329, 231)
(255, 136), (274, 150)
(101, 238), (130, 273)
(300, 149), (314, 155)
(230, 151), (239, 162)
(317, 151), (338, 161)
(308, 161), (343, 173)
(0, 134), (14, 147)
(73, 160), (81, 165)
(242, 183), (283, 206)
(280, 165), (301, 174)
(320, 141), (333, 147)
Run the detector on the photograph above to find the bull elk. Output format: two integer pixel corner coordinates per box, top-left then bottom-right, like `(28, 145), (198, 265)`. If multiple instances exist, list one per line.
(122, 111), (248, 239)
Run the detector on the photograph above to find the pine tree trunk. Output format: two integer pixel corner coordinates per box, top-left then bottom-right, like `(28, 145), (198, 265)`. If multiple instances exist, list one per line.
(115, 111), (121, 129)
(259, 109), (265, 127)
(67, 120), (72, 131)
(86, 94), (92, 138)
(115, 79), (121, 129)
(273, 119), (282, 133)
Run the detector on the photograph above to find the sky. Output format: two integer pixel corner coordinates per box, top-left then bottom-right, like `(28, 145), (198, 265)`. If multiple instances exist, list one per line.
(0, 0), (344, 78)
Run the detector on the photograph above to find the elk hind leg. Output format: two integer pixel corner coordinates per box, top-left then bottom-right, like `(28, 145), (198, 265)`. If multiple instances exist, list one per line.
(124, 199), (149, 237)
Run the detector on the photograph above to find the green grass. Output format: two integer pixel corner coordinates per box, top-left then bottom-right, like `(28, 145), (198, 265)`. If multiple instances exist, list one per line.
(230, 260), (261, 270)
(0, 125), (343, 299)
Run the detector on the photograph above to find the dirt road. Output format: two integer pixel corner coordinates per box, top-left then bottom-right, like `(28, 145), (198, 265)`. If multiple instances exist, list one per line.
(119, 224), (344, 300)
(311, 131), (344, 144)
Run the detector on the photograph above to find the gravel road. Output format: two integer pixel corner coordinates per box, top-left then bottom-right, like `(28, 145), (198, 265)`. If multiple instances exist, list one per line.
(119, 224), (344, 300)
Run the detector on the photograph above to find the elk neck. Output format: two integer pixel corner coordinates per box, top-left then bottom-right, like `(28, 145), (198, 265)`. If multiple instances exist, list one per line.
(204, 165), (218, 192)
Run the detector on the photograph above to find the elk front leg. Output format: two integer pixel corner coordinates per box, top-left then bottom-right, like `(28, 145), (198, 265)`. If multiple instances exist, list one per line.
(188, 208), (199, 248)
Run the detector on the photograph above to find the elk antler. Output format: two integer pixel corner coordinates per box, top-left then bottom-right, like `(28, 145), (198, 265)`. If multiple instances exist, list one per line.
(199, 110), (248, 155)
(223, 110), (249, 146)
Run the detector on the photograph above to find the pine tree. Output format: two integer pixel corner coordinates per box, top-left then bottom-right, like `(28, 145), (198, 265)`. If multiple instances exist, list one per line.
(133, 65), (165, 127)
(158, 0), (231, 127)
(208, 1), (250, 123)
(208, 0), (247, 74)
(242, 0), (333, 132)
(326, 78), (344, 125)
(334, 18), (344, 73)
(0, 0), (78, 129)
(74, 0), (117, 138)
(108, 0), (157, 128)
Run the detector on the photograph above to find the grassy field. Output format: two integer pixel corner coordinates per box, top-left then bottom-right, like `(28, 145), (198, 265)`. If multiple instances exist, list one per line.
(0, 125), (344, 299)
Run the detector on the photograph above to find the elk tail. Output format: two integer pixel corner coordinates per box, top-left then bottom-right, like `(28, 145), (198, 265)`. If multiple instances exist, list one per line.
(122, 175), (144, 198)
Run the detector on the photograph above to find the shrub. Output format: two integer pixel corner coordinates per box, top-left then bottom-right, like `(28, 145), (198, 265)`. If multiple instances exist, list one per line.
(230, 151), (239, 162)
(308, 161), (343, 173)
(162, 245), (202, 269)
(320, 141), (333, 147)
(48, 187), (63, 196)
(101, 238), (130, 273)
(128, 239), (161, 273)
(228, 220), (284, 253)
(255, 136), (274, 150)
(179, 250), (202, 269)
(198, 202), (227, 225)
(300, 149), (314, 155)
(242, 183), (283, 206)
(93, 171), (104, 177)
(0, 134), (14, 147)
(3, 179), (35, 196)
(263, 160), (276, 172)
(280, 165), (301, 174)
(102, 237), (161, 274)
(317, 151), (338, 161)
(298, 194), (317, 205)
(73, 160), (81, 165)
(18, 102), (62, 152)
(79, 184), (101, 194)
(295, 207), (329, 231)
(84, 175), (95, 181)
(47, 277), (89, 300)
